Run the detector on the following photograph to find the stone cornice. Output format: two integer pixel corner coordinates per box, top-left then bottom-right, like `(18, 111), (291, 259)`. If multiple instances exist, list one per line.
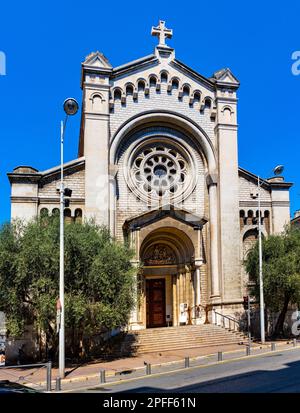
(271, 201), (291, 207)
(239, 167), (293, 191)
(269, 181), (293, 189)
(215, 96), (238, 104)
(10, 197), (38, 203)
(215, 123), (238, 131)
(239, 201), (272, 208)
(7, 173), (42, 184)
(11, 197), (85, 204)
(214, 80), (239, 90)
(38, 197), (85, 204)
(8, 158), (85, 185)
(84, 113), (109, 120)
(84, 83), (111, 91)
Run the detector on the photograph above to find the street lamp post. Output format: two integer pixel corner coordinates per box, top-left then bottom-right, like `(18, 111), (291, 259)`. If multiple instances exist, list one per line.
(58, 98), (78, 379)
(257, 176), (265, 344)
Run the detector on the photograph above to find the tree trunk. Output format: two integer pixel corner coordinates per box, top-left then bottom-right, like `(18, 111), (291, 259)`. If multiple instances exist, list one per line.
(273, 295), (290, 337)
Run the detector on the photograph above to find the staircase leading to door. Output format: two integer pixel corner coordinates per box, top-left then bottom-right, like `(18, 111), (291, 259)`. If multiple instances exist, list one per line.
(121, 324), (247, 355)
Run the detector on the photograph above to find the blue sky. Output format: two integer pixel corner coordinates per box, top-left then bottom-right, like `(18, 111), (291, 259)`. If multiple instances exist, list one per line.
(1, 1), (300, 222)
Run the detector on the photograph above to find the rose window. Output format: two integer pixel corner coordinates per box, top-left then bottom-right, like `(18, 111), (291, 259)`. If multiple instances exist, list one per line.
(130, 144), (189, 199)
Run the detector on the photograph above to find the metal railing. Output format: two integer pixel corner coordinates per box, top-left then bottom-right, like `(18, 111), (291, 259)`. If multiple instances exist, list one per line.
(0, 362), (52, 392)
(212, 309), (245, 332)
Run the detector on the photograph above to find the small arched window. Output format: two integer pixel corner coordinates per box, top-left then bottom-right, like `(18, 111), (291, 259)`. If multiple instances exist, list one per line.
(182, 85), (190, 97)
(64, 208), (72, 224)
(149, 76), (157, 88)
(171, 78), (179, 90)
(74, 208), (82, 224)
(205, 98), (212, 109)
(52, 208), (59, 216)
(160, 72), (168, 83)
(40, 208), (49, 217)
(138, 80), (145, 92)
(126, 84), (134, 96)
(264, 210), (270, 234)
(247, 210), (253, 226)
(193, 91), (201, 103)
(114, 89), (122, 101)
(239, 210), (245, 228)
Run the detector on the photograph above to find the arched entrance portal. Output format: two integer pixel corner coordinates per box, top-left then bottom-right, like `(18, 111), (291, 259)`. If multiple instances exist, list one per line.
(140, 227), (195, 328)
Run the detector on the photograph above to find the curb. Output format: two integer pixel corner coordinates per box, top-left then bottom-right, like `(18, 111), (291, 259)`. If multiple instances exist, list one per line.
(59, 343), (300, 393)
(32, 340), (295, 388)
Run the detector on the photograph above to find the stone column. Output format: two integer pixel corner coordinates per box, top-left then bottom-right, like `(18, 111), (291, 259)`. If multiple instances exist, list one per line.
(207, 179), (220, 298)
(176, 274), (180, 324)
(172, 275), (177, 326)
(108, 165), (118, 238)
(193, 261), (202, 324)
(128, 228), (141, 330)
(195, 267), (201, 306)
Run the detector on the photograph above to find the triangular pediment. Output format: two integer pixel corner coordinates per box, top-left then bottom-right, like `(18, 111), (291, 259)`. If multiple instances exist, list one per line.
(213, 68), (240, 86)
(123, 205), (208, 232)
(83, 51), (112, 69)
(112, 54), (215, 92)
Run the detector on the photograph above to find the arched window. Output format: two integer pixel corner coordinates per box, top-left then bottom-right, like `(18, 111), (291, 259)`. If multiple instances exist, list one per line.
(171, 78), (179, 90)
(137, 80), (145, 92)
(114, 89), (122, 101)
(246, 210), (253, 226)
(160, 72), (168, 83)
(52, 208), (59, 216)
(193, 91), (201, 103)
(126, 84), (134, 96)
(74, 208), (82, 224)
(40, 208), (49, 217)
(264, 210), (270, 234)
(149, 76), (157, 88)
(182, 85), (190, 97)
(204, 98), (212, 109)
(239, 210), (245, 229)
(64, 208), (72, 224)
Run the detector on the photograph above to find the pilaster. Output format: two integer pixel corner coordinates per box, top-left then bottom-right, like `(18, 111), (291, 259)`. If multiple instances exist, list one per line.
(80, 52), (112, 225)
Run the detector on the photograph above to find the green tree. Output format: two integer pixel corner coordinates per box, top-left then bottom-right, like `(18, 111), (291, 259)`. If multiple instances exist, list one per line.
(245, 228), (300, 337)
(0, 216), (136, 359)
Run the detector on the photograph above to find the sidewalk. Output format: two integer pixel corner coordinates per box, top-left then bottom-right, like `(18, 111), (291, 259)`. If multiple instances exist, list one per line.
(0, 340), (296, 391)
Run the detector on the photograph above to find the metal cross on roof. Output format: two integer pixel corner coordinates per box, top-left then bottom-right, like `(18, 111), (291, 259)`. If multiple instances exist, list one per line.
(151, 20), (173, 47)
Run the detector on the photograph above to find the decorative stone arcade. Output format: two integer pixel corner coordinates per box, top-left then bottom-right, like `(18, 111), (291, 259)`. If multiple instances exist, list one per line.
(123, 206), (207, 330)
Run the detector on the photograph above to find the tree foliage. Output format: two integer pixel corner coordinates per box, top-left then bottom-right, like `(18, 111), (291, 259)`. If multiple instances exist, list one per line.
(245, 227), (300, 337)
(0, 216), (136, 358)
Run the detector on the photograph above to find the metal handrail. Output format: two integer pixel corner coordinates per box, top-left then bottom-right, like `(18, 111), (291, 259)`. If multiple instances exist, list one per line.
(212, 309), (245, 332)
(0, 362), (52, 392)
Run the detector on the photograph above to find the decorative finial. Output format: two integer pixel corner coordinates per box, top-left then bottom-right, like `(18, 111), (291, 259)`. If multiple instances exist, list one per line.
(151, 20), (173, 47)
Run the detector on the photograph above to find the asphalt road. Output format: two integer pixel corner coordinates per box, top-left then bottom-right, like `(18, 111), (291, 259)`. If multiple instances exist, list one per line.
(77, 348), (300, 393)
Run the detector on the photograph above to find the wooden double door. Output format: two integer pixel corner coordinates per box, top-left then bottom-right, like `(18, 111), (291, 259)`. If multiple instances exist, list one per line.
(146, 278), (166, 328)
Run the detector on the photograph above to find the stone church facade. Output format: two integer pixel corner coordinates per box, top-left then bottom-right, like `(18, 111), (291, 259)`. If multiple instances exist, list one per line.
(8, 21), (292, 330)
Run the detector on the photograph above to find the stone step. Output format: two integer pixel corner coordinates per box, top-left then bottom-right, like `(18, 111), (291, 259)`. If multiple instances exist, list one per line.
(126, 337), (245, 349)
(133, 342), (244, 354)
(133, 326), (242, 335)
(133, 336), (244, 346)
(120, 324), (247, 355)
(131, 331), (245, 341)
(133, 336), (244, 345)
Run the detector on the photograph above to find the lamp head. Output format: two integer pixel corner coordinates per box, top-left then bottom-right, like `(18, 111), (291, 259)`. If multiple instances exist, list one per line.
(273, 165), (284, 176)
(63, 98), (79, 116)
